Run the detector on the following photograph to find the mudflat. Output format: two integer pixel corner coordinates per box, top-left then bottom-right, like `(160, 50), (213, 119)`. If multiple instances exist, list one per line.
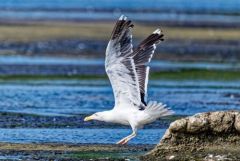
(0, 142), (153, 160)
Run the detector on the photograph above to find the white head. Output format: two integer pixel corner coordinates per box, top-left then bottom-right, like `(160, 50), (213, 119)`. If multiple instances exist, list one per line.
(84, 111), (112, 122)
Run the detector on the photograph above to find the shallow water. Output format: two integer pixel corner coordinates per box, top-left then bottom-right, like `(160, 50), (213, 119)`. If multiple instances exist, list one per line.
(0, 0), (239, 22)
(1, 0), (239, 12)
(0, 128), (165, 144)
(0, 55), (239, 70)
(1, 11), (239, 23)
(0, 78), (239, 144)
(0, 80), (239, 116)
(0, 55), (240, 144)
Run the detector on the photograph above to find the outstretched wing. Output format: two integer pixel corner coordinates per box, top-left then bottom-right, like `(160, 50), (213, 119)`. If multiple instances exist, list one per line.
(133, 29), (164, 105)
(105, 15), (141, 108)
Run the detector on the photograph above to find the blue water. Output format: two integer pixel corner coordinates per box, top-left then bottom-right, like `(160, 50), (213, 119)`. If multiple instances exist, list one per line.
(1, 0), (239, 13)
(0, 55), (239, 70)
(0, 0), (239, 22)
(0, 128), (166, 144)
(0, 80), (240, 116)
(0, 55), (240, 144)
(1, 11), (239, 23)
(0, 79), (239, 144)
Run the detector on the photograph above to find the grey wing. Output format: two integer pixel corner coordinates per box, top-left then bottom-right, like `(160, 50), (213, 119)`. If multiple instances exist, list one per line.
(133, 29), (164, 105)
(105, 15), (141, 108)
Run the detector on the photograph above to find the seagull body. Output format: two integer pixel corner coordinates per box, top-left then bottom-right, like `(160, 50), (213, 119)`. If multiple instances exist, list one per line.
(84, 15), (173, 144)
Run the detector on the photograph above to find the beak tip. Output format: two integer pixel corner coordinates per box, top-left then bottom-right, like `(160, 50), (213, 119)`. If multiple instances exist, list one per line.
(84, 116), (92, 122)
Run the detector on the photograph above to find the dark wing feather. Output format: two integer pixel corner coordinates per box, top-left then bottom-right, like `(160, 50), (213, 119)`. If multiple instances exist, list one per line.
(133, 29), (164, 105)
(105, 15), (141, 108)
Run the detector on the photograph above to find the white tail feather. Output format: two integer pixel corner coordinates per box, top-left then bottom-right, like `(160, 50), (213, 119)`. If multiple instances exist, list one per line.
(143, 101), (174, 124)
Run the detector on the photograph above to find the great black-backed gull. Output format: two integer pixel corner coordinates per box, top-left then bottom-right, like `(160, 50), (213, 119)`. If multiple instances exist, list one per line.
(84, 15), (173, 145)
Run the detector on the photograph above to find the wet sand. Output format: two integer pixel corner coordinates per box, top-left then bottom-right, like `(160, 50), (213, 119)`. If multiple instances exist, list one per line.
(0, 142), (153, 160)
(0, 21), (239, 42)
(0, 20), (239, 62)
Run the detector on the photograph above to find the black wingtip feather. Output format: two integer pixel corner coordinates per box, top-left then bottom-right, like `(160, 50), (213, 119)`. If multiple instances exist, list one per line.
(111, 15), (134, 40)
(138, 31), (164, 50)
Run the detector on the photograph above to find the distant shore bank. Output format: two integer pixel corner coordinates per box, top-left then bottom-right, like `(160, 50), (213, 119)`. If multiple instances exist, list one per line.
(0, 20), (239, 62)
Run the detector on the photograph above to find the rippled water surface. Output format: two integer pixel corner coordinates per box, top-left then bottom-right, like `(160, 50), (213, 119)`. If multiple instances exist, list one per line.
(1, 55), (240, 70)
(0, 0), (239, 22)
(0, 128), (165, 144)
(0, 78), (239, 144)
(1, 0), (239, 12)
(0, 55), (240, 144)
(0, 81), (240, 116)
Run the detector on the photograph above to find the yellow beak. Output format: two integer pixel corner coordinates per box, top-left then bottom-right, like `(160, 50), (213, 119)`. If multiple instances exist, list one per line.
(84, 116), (93, 121)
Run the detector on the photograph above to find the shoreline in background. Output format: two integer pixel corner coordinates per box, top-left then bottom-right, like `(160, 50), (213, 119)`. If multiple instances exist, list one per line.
(0, 20), (239, 62)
